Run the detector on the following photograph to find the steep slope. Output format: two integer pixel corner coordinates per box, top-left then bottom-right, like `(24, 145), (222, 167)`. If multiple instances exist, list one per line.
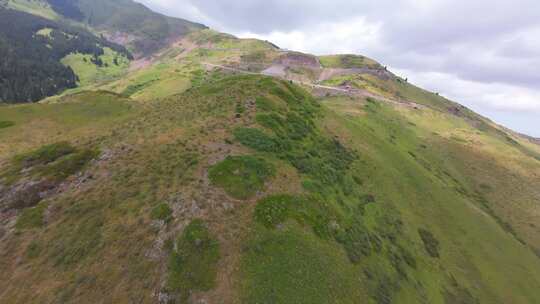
(1, 73), (540, 304)
(1, 5), (540, 304)
(26, 0), (208, 56)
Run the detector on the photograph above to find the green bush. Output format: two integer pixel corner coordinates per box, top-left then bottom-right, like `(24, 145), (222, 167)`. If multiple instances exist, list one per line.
(284, 113), (313, 140)
(167, 219), (219, 300)
(336, 218), (381, 263)
(418, 228), (440, 258)
(209, 156), (275, 200)
(256, 113), (285, 132)
(150, 203), (173, 223)
(233, 127), (278, 152)
(255, 194), (337, 238)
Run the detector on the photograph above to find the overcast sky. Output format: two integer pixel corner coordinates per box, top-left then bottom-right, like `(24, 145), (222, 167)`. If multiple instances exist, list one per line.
(139, 0), (540, 137)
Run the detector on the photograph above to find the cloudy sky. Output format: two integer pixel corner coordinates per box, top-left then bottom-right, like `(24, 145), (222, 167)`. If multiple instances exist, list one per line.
(139, 0), (540, 137)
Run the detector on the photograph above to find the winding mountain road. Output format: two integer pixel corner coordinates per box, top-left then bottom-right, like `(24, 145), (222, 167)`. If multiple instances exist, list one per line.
(202, 62), (424, 109)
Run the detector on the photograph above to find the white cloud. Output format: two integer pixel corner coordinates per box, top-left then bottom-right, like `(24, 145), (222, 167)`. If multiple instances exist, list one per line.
(393, 69), (540, 112)
(237, 17), (382, 56)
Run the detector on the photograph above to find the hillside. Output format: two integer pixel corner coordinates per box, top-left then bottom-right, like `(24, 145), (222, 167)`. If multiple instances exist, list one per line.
(1, 2), (540, 304)
(0, 6), (131, 103)
(0, 0), (207, 103)
(1, 0), (207, 55)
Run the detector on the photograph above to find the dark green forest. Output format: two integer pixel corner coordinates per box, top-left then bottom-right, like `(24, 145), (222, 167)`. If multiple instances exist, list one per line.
(0, 7), (131, 103)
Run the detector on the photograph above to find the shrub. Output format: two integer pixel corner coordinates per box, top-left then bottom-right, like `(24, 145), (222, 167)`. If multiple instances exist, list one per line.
(284, 113), (313, 139)
(336, 219), (379, 263)
(233, 127), (277, 152)
(255, 113), (285, 133)
(150, 203), (173, 223)
(209, 156), (275, 200)
(418, 228), (440, 258)
(167, 219), (219, 300)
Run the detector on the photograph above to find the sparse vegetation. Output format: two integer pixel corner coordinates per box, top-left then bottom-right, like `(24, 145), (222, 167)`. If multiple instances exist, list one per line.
(51, 214), (104, 267)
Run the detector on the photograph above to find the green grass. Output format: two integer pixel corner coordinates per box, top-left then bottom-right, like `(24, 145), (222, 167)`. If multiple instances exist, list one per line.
(61, 47), (130, 87)
(209, 155), (275, 200)
(40, 148), (99, 181)
(35, 27), (53, 37)
(2, 68), (540, 304)
(254, 194), (339, 238)
(150, 203), (173, 222)
(319, 54), (380, 69)
(5, 0), (59, 20)
(50, 213), (104, 267)
(15, 202), (47, 230)
(15, 141), (76, 167)
(167, 219), (219, 300)
(0, 121), (15, 129)
(0, 91), (135, 157)
(2, 141), (98, 184)
(242, 222), (365, 304)
(233, 127), (278, 152)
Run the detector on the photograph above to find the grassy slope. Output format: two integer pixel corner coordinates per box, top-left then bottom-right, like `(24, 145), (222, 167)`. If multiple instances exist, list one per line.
(0, 75), (539, 304)
(61, 47), (131, 87)
(4, 0), (59, 20)
(321, 97), (540, 303)
(0, 91), (135, 158)
(0, 9), (538, 302)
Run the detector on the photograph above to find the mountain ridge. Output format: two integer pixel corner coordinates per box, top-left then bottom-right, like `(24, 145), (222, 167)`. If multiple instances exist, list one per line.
(1, 1), (540, 304)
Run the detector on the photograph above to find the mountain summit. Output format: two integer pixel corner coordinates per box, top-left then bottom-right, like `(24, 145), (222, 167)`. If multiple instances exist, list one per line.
(1, 1), (540, 303)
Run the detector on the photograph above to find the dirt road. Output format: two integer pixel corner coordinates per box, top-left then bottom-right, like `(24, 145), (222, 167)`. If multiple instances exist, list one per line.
(202, 62), (425, 109)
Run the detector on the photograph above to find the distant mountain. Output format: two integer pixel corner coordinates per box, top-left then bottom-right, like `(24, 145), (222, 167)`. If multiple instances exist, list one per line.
(43, 0), (207, 56)
(0, 0), (207, 103)
(0, 7), (131, 103)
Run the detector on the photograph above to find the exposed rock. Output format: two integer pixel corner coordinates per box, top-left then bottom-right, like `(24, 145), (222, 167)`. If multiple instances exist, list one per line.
(275, 52), (321, 68)
(0, 180), (56, 211)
